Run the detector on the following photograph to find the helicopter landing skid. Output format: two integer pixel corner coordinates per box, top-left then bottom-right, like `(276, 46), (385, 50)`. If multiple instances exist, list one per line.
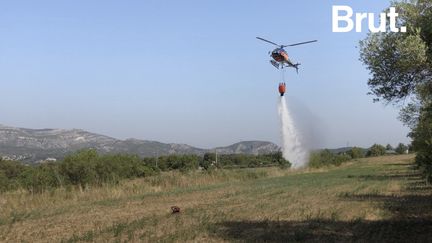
(270, 60), (280, 69)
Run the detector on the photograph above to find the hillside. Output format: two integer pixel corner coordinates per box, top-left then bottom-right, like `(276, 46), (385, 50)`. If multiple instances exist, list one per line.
(0, 125), (280, 162)
(0, 154), (431, 242)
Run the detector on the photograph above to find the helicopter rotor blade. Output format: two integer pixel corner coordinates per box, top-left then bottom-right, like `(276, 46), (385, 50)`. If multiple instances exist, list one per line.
(282, 40), (317, 47)
(256, 37), (280, 47)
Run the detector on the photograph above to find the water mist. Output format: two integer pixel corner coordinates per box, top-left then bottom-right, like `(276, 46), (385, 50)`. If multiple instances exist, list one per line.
(278, 96), (309, 169)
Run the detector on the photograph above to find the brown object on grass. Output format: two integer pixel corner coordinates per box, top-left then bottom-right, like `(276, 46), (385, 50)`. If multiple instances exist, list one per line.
(171, 206), (180, 214)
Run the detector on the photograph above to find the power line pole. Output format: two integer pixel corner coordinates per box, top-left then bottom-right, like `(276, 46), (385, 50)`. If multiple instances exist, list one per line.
(215, 148), (218, 165)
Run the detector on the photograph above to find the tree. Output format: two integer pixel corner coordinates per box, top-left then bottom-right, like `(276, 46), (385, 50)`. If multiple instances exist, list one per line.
(411, 103), (432, 181)
(395, 143), (408, 154)
(20, 164), (61, 193)
(359, 1), (432, 104)
(60, 149), (98, 188)
(202, 153), (216, 169)
(0, 170), (9, 192)
(386, 144), (394, 151)
(367, 144), (386, 157)
(347, 147), (365, 159)
(359, 1), (432, 181)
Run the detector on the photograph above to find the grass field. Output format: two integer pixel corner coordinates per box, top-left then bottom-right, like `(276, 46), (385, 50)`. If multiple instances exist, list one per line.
(1, 154), (431, 242)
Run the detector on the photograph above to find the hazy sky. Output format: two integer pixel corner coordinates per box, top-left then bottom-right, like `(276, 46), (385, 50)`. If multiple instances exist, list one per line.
(0, 0), (411, 149)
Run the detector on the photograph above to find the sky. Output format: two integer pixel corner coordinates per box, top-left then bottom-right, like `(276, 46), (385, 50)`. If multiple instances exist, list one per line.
(0, 0), (411, 149)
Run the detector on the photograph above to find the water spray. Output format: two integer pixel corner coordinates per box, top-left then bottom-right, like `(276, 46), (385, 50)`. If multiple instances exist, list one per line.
(278, 93), (309, 169)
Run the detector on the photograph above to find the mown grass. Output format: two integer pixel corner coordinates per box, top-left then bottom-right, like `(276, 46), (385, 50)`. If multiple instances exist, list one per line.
(1, 154), (431, 242)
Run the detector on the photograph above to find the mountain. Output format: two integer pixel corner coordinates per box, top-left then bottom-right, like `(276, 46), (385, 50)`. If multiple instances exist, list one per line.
(215, 141), (280, 154)
(0, 124), (280, 163)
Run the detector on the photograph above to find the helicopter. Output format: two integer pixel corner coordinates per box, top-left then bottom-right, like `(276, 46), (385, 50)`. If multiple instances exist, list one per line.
(256, 37), (317, 73)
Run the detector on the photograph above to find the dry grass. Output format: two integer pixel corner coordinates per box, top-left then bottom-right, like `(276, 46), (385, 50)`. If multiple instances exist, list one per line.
(1, 154), (431, 242)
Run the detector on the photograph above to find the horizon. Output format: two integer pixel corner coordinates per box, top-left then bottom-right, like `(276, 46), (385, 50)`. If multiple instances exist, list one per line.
(0, 122), (407, 150)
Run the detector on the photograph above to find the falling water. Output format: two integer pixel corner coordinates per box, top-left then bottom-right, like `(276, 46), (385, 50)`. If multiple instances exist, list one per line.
(278, 96), (309, 169)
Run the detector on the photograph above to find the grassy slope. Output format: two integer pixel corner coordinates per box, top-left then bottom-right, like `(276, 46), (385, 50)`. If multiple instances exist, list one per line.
(0, 154), (431, 242)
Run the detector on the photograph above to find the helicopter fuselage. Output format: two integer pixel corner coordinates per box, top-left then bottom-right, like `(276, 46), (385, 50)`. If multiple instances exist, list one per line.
(271, 48), (290, 63)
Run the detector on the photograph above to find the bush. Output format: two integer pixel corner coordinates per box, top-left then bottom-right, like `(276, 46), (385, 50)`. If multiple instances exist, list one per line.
(0, 170), (9, 192)
(61, 150), (98, 187)
(309, 149), (351, 168)
(60, 150), (157, 187)
(347, 147), (365, 159)
(0, 159), (26, 190)
(367, 144), (386, 157)
(20, 163), (62, 193)
(201, 152), (290, 170)
(156, 154), (200, 172)
(0, 159), (26, 179)
(395, 143), (408, 154)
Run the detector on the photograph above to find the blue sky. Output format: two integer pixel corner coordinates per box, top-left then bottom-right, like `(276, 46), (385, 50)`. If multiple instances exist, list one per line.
(0, 0), (410, 148)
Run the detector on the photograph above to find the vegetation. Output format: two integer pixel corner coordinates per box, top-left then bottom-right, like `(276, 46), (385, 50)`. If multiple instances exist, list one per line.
(385, 144), (393, 150)
(347, 147), (365, 159)
(0, 150), (289, 193)
(0, 154), (430, 242)
(202, 151), (290, 169)
(395, 143), (408, 154)
(412, 103), (432, 182)
(359, 0), (432, 182)
(367, 144), (386, 157)
(308, 143), (397, 168)
(309, 149), (351, 168)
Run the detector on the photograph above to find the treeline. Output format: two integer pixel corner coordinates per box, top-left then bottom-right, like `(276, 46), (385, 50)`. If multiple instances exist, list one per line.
(309, 143), (410, 168)
(200, 152), (290, 169)
(0, 150), (158, 193)
(0, 150), (289, 193)
(309, 150), (351, 168)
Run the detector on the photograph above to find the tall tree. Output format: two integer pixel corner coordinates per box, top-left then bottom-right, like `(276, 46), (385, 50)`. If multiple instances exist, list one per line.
(359, 0), (432, 181)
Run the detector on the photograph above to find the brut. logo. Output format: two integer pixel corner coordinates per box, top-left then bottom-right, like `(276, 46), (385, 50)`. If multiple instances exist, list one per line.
(332, 5), (407, 33)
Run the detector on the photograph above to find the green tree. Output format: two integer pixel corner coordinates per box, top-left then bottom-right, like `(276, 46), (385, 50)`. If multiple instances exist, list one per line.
(20, 164), (62, 193)
(0, 170), (9, 192)
(359, 1), (432, 180)
(412, 103), (432, 181)
(367, 144), (386, 157)
(386, 144), (393, 150)
(0, 159), (26, 190)
(347, 147), (365, 159)
(395, 143), (409, 154)
(60, 149), (98, 188)
(201, 153), (216, 169)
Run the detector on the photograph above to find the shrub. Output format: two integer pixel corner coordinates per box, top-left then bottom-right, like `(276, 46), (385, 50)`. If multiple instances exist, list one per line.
(395, 143), (408, 154)
(309, 149), (351, 168)
(20, 163), (62, 193)
(0, 170), (9, 192)
(60, 150), (157, 187)
(347, 147), (365, 159)
(366, 144), (386, 157)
